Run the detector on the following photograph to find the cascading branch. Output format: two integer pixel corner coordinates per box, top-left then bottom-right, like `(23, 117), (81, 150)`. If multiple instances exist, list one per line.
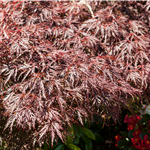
(0, 0), (150, 147)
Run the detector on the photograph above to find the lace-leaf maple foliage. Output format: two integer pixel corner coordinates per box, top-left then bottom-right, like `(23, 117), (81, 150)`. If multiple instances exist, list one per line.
(0, 1), (150, 147)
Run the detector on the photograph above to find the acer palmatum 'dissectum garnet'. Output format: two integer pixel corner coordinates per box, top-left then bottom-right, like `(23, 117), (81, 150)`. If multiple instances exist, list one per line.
(0, 1), (150, 147)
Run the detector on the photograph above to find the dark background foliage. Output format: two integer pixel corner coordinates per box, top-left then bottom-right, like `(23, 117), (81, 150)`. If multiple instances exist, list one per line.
(0, 1), (150, 149)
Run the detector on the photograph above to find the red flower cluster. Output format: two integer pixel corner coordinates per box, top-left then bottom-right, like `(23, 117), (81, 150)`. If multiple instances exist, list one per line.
(125, 115), (150, 150)
(131, 134), (150, 150)
(115, 134), (123, 147)
(115, 114), (150, 150)
(124, 114), (141, 130)
(131, 130), (142, 149)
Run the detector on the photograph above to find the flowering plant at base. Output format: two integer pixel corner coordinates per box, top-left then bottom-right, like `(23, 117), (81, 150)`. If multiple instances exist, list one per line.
(115, 111), (150, 150)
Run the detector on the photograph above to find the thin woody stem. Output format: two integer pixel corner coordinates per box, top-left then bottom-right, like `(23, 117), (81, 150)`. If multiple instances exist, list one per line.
(78, 0), (95, 18)
(71, 0), (94, 18)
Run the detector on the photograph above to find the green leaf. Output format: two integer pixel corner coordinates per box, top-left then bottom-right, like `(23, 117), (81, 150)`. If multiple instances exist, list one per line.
(52, 142), (63, 150)
(66, 135), (73, 144)
(97, 123), (103, 130)
(85, 139), (93, 150)
(67, 143), (81, 150)
(73, 124), (82, 138)
(94, 133), (104, 143)
(79, 138), (85, 150)
(129, 147), (137, 150)
(143, 114), (150, 120)
(128, 129), (134, 139)
(55, 144), (65, 150)
(140, 117), (146, 124)
(81, 133), (91, 144)
(81, 128), (95, 140)
(140, 133), (147, 140)
(123, 146), (129, 150)
(117, 140), (128, 148)
(121, 131), (127, 137)
(68, 126), (74, 135)
(44, 142), (50, 150)
(142, 128), (147, 133)
(73, 136), (80, 145)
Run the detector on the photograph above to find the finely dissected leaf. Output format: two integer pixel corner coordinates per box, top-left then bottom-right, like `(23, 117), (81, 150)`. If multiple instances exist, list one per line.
(53, 122), (64, 143)
(4, 69), (14, 85)
(77, 111), (83, 125)
(39, 80), (46, 99)
(38, 124), (50, 141)
(51, 126), (55, 147)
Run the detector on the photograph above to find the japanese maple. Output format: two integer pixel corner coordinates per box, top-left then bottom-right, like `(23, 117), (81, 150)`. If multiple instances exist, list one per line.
(0, 0), (150, 148)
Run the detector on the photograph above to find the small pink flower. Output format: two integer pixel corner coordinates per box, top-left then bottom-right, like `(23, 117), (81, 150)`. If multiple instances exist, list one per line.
(133, 129), (141, 137)
(131, 136), (141, 144)
(127, 123), (136, 130)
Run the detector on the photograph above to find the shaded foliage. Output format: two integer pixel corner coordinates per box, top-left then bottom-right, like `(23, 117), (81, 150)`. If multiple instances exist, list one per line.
(0, 1), (150, 148)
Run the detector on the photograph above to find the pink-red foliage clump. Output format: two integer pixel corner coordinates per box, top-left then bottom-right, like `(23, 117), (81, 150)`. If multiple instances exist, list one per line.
(0, 0), (150, 146)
